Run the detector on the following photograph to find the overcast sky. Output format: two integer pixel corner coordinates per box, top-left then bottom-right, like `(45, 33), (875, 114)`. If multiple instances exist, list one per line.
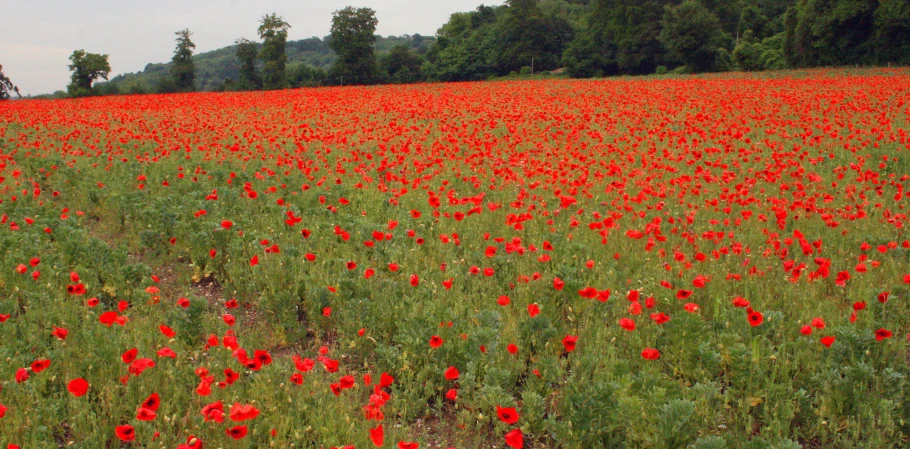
(1, 0), (502, 96)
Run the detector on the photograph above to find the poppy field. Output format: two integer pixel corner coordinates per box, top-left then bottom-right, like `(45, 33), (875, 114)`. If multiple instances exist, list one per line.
(2, 69), (910, 448)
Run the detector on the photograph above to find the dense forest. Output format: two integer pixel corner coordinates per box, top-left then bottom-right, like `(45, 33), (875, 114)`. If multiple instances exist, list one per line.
(421, 0), (910, 80)
(27, 0), (910, 96)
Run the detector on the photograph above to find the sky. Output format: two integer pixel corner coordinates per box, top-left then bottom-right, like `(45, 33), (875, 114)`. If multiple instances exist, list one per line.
(0, 0), (503, 96)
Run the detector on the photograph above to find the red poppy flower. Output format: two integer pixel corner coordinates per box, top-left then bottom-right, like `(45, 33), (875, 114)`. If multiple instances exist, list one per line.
(142, 392), (160, 411)
(747, 310), (763, 327)
(562, 335), (578, 353)
(497, 405), (520, 424)
(136, 407), (157, 421)
(30, 359), (50, 373)
(229, 403), (260, 421)
(875, 328), (893, 341)
(115, 425), (136, 442)
(122, 348), (138, 364)
(50, 326), (68, 340)
(619, 318), (636, 331)
(226, 425), (248, 439)
(641, 348), (661, 360)
(578, 287), (598, 298)
(429, 336), (444, 348)
(504, 428), (524, 449)
(379, 370), (396, 388)
(370, 424), (384, 447)
(444, 366), (459, 381)
(820, 336), (836, 348)
(68, 378), (89, 396)
(553, 277), (564, 290)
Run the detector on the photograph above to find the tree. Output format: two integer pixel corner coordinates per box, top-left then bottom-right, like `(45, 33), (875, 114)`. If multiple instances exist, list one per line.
(784, 0), (878, 67)
(287, 62), (327, 88)
(171, 29), (196, 92)
(258, 13), (290, 90)
(738, 4), (770, 40)
(874, 0), (910, 64)
(0, 64), (21, 100)
(234, 38), (261, 90)
(382, 44), (423, 83)
(495, 0), (573, 73)
(422, 7), (500, 82)
(699, 0), (742, 36)
(659, 1), (728, 73)
(564, 0), (672, 77)
(329, 7), (381, 85)
(67, 50), (111, 97)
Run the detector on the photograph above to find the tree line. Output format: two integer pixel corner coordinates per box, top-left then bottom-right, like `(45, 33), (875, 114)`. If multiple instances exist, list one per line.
(426, 0), (909, 80)
(2, 0), (908, 99)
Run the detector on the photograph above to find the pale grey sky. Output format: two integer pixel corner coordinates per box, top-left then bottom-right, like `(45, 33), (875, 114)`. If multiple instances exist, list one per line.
(1, 0), (502, 95)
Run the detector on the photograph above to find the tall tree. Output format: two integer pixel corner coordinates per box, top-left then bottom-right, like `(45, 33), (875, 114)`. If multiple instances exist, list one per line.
(382, 44), (423, 83)
(784, 0), (878, 67)
(0, 64), (21, 100)
(258, 13), (291, 90)
(564, 0), (672, 77)
(562, 0), (617, 77)
(874, 0), (910, 64)
(171, 29), (196, 92)
(660, 1), (727, 73)
(495, 0), (573, 73)
(234, 38), (261, 90)
(329, 7), (381, 85)
(67, 50), (111, 97)
(422, 6), (501, 82)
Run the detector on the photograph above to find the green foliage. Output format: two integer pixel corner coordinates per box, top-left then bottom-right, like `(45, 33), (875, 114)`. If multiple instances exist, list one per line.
(494, 0), (574, 73)
(258, 13), (291, 90)
(783, 0), (908, 67)
(171, 29), (196, 92)
(564, 0), (672, 77)
(0, 64), (21, 100)
(329, 7), (381, 85)
(234, 38), (261, 91)
(67, 50), (111, 97)
(874, 0), (910, 64)
(382, 44), (424, 83)
(286, 62), (328, 88)
(660, 1), (729, 73)
(739, 3), (770, 39)
(423, 7), (501, 82)
(735, 31), (788, 71)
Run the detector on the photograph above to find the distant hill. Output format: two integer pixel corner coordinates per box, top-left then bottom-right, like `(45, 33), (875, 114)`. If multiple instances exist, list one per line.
(100, 34), (434, 93)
